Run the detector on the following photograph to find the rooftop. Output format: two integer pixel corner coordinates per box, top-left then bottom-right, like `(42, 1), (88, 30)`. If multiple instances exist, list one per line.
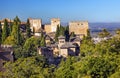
(70, 37), (81, 42)
(58, 35), (65, 39)
(0, 45), (13, 52)
(46, 43), (58, 48)
(60, 42), (76, 49)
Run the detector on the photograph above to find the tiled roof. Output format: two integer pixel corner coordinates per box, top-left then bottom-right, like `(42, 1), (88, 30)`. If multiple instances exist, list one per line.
(0, 46), (13, 72)
(0, 45), (13, 52)
(70, 37), (81, 42)
(58, 35), (65, 39)
(45, 35), (52, 40)
(46, 43), (58, 48)
(60, 42), (76, 49)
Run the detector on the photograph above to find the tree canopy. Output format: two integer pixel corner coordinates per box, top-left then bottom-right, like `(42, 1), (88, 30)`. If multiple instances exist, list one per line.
(2, 19), (9, 43)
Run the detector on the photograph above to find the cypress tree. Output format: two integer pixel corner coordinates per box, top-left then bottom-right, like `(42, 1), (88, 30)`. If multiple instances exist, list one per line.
(16, 16), (21, 45)
(70, 32), (75, 38)
(98, 29), (110, 38)
(26, 19), (31, 38)
(40, 36), (46, 47)
(9, 19), (13, 34)
(64, 26), (69, 41)
(55, 25), (60, 41)
(59, 26), (65, 36)
(11, 16), (21, 45)
(86, 29), (91, 40)
(2, 19), (9, 43)
(40, 32), (46, 47)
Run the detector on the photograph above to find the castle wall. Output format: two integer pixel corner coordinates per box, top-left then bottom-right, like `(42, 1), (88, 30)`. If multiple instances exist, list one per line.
(29, 18), (42, 33)
(69, 21), (89, 37)
(44, 24), (51, 33)
(60, 48), (68, 57)
(51, 18), (60, 32)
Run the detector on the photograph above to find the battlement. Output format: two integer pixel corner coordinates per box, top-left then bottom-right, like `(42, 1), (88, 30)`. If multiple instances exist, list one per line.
(51, 18), (60, 22)
(69, 21), (88, 27)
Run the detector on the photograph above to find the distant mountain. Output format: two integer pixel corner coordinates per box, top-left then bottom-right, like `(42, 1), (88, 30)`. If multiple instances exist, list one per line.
(89, 23), (120, 37)
(90, 23), (120, 31)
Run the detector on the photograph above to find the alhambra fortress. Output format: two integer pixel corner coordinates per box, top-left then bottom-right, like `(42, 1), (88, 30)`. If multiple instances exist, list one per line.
(28, 18), (89, 57)
(29, 18), (89, 38)
(0, 18), (89, 68)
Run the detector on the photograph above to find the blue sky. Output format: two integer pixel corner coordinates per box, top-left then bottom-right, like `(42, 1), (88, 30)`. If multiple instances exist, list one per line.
(0, 0), (120, 23)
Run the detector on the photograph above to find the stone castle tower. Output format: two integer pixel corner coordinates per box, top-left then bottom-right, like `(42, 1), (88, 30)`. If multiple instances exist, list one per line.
(51, 18), (60, 32)
(29, 18), (42, 33)
(69, 21), (89, 38)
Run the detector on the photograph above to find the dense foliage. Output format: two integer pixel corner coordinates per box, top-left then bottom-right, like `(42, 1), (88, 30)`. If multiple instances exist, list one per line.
(55, 25), (69, 41)
(26, 19), (31, 38)
(2, 19), (9, 43)
(1, 17), (120, 78)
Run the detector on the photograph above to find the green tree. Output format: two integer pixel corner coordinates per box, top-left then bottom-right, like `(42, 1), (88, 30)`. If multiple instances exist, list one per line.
(3, 57), (45, 78)
(110, 72), (120, 78)
(73, 56), (117, 78)
(80, 39), (95, 57)
(55, 25), (60, 41)
(94, 37), (120, 56)
(3, 35), (17, 46)
(80, 30), (94, 57)
(13, 47), (30, 60)
(4, 16), (25, 46)
(26, 19), (31, 38)
(115, 29), (120, 35)
(2, 19), (9, 43)
(64, 26), (70, 41)
(115, 29), (120, 39)
(98, 29), (111, 38)
(86, 29), (91, 40)
(10, 16), (22, 45)
(59, 25), (65, 36)
(70, 32), (76, 38)
(55, 57), (76, 78)
(55, 25), (66, 41)
(9, 20), (13, 34)
(40, 33), (46, 47)
(24, 36), (39, 56)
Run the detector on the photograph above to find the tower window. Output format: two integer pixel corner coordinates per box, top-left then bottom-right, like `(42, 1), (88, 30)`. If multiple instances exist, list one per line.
(60, 41), (64, 43)
(81, 23), (83, 25)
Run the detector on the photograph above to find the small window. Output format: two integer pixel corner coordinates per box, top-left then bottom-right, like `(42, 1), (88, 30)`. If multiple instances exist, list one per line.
(60, 41), (64, 43)
(81, 23), (83, 25)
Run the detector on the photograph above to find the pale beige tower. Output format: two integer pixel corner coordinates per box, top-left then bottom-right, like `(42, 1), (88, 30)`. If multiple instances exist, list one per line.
(29, 18), (42, 33)
(51, 18), (60, 32)
(69, 21), (89, 38)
